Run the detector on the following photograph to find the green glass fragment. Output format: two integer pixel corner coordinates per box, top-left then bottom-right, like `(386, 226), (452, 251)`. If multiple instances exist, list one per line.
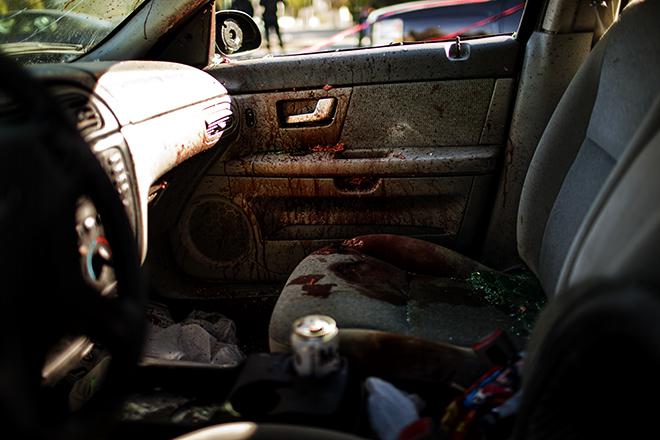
(467, 270), (546, 337)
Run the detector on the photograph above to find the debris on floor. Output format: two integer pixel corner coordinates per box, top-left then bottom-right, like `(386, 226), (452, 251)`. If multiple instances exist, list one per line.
(120, 392), (235, 425)
(170, 402), (229, 424)
(143, 303), (246, 367)
(441, 354), (525, 438)
(121, 393), (190, 422)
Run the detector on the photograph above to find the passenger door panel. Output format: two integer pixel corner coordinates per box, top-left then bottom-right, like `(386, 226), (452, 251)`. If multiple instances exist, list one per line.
(173, 37), (518, 281)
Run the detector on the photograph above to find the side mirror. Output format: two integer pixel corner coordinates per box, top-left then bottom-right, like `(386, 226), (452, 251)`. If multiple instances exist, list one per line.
(215, 10), (261, 56)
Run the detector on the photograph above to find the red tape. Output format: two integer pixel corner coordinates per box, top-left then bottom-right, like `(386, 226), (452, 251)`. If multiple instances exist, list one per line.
(301, 0), (525, 52)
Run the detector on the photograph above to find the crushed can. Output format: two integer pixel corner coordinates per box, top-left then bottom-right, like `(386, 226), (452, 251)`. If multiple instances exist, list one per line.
(291, 315), (340, 378)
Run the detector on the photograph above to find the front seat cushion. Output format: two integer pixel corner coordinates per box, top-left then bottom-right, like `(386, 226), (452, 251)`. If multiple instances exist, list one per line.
(270, 0), (660, 353)
(269, 235), (513, 351)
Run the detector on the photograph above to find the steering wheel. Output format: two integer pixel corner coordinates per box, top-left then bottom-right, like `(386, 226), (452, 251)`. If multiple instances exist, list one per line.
(0, 54), (145, 437)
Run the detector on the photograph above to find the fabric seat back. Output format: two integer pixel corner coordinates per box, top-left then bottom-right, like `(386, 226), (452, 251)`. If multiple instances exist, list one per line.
(517, 0), (660, 295)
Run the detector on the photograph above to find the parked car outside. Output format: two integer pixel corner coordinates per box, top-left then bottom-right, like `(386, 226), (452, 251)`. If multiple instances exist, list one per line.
(301, 0), (524, 54)
(365, 0), (525, 46)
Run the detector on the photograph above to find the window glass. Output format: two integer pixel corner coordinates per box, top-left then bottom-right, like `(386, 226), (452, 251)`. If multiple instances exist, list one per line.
(0, 0), (146, 63)
(220, 0), (525, 58)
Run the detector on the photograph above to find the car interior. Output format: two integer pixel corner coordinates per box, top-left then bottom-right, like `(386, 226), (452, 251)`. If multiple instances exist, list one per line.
(1, 0), (659, 439)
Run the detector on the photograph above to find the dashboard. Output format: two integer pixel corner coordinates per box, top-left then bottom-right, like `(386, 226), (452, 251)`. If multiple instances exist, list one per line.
(27, 61), (233, 383)
(31, 60), (233, 264)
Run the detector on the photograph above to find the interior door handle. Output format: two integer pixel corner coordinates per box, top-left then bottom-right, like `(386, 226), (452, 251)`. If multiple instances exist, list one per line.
(285, 98), (336, 124)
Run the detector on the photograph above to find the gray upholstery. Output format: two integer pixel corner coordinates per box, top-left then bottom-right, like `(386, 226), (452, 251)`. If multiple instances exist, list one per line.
(561, 103), (660, 290)
(269, 0), (660, 351)
(269, 235), (511, 351)
(516, 37), (605, 280)
(519, 0), (660, 293)
(513, 281), (660, 440)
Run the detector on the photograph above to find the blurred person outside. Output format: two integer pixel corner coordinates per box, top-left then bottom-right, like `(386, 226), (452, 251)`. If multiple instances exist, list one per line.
(357, 5), (374, 47)
(231, 0), (254, 17)
(260, 0), (284, 50)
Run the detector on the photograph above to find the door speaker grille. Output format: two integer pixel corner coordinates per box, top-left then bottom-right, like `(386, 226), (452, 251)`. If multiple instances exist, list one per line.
(187, 198), (251, 265)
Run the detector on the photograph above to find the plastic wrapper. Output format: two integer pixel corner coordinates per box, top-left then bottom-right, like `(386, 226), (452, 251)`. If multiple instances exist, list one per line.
(366, 377), (421, 440)
(143, 304), (245, 367)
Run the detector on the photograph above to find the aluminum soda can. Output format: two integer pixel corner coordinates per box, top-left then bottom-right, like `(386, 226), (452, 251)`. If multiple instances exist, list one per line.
(290, 315), (340, 378)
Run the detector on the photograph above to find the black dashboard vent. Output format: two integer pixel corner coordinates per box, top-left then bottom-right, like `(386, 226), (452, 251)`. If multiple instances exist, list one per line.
(57, 93), (103, 135)
(0, 91), (27, 124)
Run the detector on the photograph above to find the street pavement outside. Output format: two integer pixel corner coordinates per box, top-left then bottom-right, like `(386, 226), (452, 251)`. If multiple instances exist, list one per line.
(240, 22), (362, 59)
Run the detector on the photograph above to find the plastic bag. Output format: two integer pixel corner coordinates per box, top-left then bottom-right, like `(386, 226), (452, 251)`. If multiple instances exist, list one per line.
(143, 304), (245, 367)
(366, 377), (421, 440)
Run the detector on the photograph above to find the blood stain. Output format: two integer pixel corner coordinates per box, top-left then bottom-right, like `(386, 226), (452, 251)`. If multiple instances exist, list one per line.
(311, 143), (345, 153)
